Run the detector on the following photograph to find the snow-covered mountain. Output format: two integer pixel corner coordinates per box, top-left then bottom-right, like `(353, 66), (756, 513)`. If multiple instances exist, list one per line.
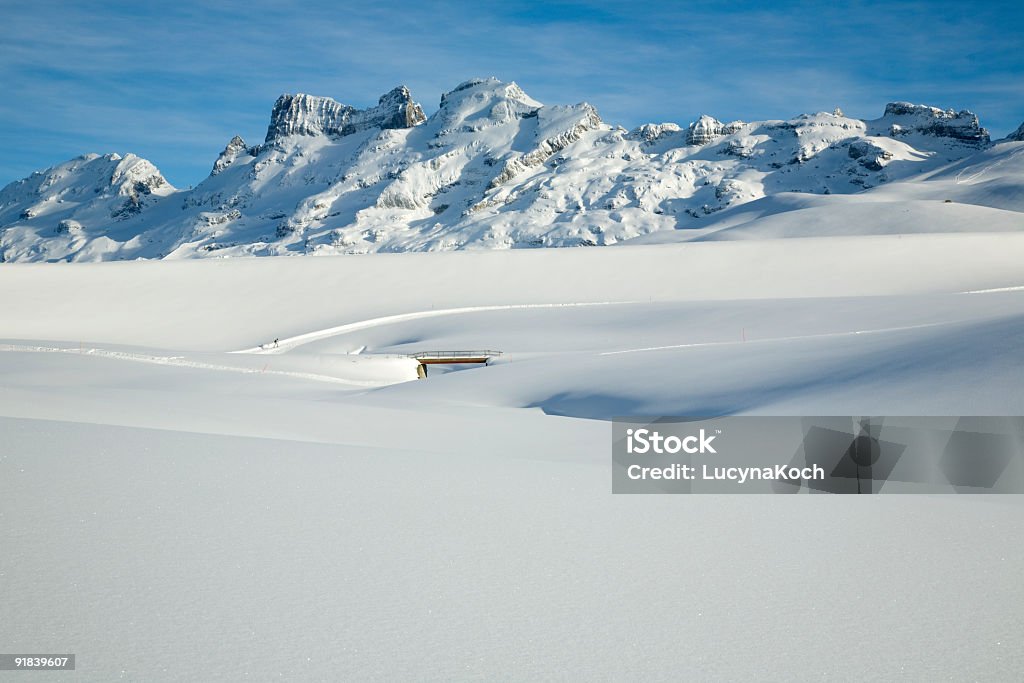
(1, 77), (1020, 262)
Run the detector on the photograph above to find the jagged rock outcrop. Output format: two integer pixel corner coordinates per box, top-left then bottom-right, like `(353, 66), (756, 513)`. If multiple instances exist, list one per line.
(686, 115), (744, 145)
(265, 86), (426, 142)
(55, 218), (83, 235)
(847, 140), (894, 171)
(211, 136), (248, 175)
(1006, 121), (1024, 142)
(882, 102), (989, 143)
(106, 154), (171, 219)
(628, 123), (682, 145)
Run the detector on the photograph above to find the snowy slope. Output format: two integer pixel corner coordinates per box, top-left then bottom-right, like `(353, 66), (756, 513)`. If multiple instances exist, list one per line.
(2, 232), (1024, 680)
(0, 153), (174, 261)
(627, 139), (1024, 243)
(1, 78), (1017, 262)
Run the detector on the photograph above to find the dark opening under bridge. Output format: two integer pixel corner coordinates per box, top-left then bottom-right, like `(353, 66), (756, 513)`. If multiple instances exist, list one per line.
(409, 350), (502, 378)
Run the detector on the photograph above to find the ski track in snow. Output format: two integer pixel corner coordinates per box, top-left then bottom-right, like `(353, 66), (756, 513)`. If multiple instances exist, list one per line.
(599, 321), (953, 356)
(954, 144), (1024, 184)
(232, 301), (641, 354)
(964, 284), (1024, 294)
(3, 289), (1014, 382)
(0, 343), (385, 387)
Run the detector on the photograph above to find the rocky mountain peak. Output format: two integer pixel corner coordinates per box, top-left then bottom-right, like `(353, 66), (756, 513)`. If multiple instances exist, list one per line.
(1006, 121), (1024, 142)
(376, 86), (427, 128)
(265, 86), (426, 142)
(435, 78), (545, 129)
(439, 78), (539, 107)
(211, 135), (248, 175)
(686, 115), (744, 145)
(628, 122), (682, 145)
(880, 102), (989, 143)
(0, 152), (173, 242)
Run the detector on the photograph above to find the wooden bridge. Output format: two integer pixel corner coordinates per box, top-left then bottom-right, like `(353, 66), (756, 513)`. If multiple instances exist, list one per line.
(409, 350), (502, 378)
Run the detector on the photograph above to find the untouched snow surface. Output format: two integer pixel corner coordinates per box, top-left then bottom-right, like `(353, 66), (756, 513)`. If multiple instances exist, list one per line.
(2, 233), (1024, 679)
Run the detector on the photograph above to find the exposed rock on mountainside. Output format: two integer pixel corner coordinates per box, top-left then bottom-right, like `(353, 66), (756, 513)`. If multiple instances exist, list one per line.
(0, 77), (1018, 262)
(847, 140), (894, 171)
(1, 152), (172, 222)
(212, 136), (249, 175)
(265, 87), (426, 142)
(486, 103), (602, 190)
(686, 115), (744, 145)
(879, 102), (989, 143)
(628, 123), (681, 145)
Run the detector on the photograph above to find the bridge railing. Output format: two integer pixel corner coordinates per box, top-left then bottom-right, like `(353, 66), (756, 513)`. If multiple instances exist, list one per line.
(409, 350), (503, 360)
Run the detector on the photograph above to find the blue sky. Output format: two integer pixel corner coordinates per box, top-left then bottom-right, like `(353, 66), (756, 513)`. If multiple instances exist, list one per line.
(1, 0), (1022, 188)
